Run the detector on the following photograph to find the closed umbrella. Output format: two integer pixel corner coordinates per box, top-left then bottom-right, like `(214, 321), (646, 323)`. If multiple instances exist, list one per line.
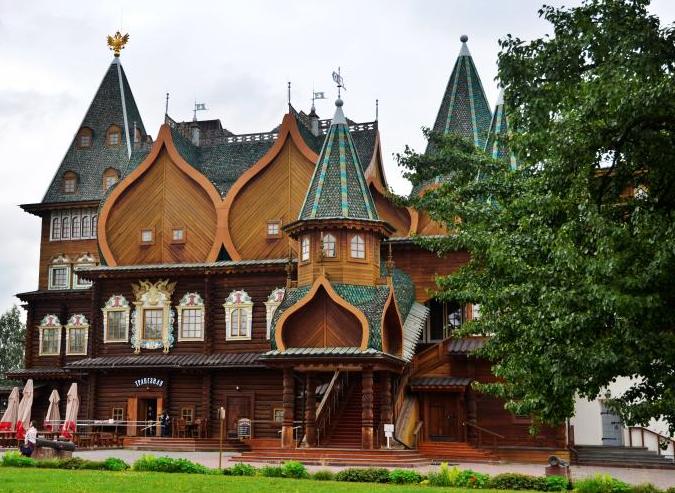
(44, 389), (61, 431)
(16, 379), (34, 440)
(61, 383), (79, 440)
(0, 387), (19, 431)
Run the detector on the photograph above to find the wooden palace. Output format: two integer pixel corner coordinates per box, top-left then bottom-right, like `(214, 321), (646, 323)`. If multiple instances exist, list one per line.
(8, 33), (566, 460)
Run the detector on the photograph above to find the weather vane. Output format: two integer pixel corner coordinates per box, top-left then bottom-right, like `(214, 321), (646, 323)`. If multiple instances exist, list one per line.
(332, 67), (346, 98)
(107, 31), (129, 57)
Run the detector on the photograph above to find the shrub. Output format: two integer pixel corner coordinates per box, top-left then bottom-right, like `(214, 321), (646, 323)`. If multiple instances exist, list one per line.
(490, 473), (543, 490)
(103, 457), (129, 471)
(575, 474), (631, 493)
(1, 451), (36, 467)
(545, 475), (570, 492)
(259, 465), (284, 477)
(389, 469), (422, 484)
(457, 469), (490, 489)
(312, 470), (335, 481)
(334, 467), (390, 483)
(630, 485), (663, 493)
(282, 460), (309, 479)
(664, 488), (675, 493)
(428, 463), (461, 487)
(132, 455), (208, 474)
(229, 462), (256, 476)
(34, 459), (61, 469)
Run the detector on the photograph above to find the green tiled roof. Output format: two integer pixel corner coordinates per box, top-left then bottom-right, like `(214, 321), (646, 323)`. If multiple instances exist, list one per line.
(298, 100), (379, 221)
(42, 59), (147, 204)
(485, 89), (518, 169)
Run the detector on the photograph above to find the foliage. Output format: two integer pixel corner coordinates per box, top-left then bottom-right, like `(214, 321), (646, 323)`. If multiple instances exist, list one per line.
(281, 460), (309, 479)
(426, 464), (489, 489)
(259, 465), (284, 477)
(389, 469), (422, 484)
(228, 462), (256, 476)
(131, 455), (208, 474)
(334, 467), (391, 483)
(629, 484), (663, 493)
(0, 305), (26, 384)
(574, 474), (631, 493)
(2, 451), (36, 467)
(545, 475), (570, 492)
(312, 469), (335, 481)
(490, 473), (545, 490)
(399, 0), (675, 431)
(102, 457), (129, 471)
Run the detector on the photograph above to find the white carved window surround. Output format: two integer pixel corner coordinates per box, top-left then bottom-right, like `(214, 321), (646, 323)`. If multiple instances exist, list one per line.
(102, 294), (131, 343)
(131, 280), (176, 353)
(65, 314), (89, 355)
(177, 292), (205, 342)
(224, 290), (253, 341)
(49, 208), (98, 241)
(38, 314), (62, 356)
(72, 253), (96, 288)
(49, 254), (72, 290)
(264, 288), (285, 340)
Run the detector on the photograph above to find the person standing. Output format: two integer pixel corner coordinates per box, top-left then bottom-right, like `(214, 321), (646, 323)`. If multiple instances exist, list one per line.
(160, 409), (171, 438)
(20, 421), (37, 457)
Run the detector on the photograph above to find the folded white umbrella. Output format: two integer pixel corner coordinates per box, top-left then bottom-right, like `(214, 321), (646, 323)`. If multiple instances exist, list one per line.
(0, 387), (19, 431)
(61, 383), (79, 440)
(16, 379), (34, 439)
(45, 389), (61, 430)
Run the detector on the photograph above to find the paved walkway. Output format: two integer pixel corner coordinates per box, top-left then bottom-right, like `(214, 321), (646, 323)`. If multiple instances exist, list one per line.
(74, 449), (675, 488)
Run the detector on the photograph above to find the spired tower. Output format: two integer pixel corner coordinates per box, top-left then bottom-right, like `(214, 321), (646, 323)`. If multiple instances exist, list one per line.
(285, 96), (394, 286)
(484, 88), (518, 169)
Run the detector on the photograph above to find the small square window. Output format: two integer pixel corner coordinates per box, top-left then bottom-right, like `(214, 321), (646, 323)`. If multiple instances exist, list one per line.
(181, 407), (194, 423)
(273, 408), (284, 424)
(301, 237), (310, 262)
(80, 135), (91, 148)
(49, 266), (70, 290)
(171, 227), (185, 243)
(140, 228), (154, 244)
(266, 221), (281, 239)
(112, 408), (124, 421)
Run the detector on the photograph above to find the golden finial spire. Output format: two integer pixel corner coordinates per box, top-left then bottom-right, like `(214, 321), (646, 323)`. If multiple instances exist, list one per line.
(107, 31), (129, 57)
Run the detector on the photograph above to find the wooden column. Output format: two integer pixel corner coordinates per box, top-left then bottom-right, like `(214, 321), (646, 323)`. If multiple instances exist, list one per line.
(379, 372), (393, 447)
(361, 367), (374, 449)
(281, 367), (295, 448)
(201, 372), (212, 438)
(86, 373), (97, 420)
(59, 302), (68, 368)
(304, 373), (317, 447)
(203, 276), (213, 355)
(24, 304), (34, 368)
(467, 359), (478, 443)
(88, 280), (101, 357)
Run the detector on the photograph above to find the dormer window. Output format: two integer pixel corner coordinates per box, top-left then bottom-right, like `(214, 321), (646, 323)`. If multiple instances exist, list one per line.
(77, 127), (93, 149)
(301, 236), (310, 262)
(350, 234), (366, 259)
(63, 171), (78, 194)
(106, 125), (122, 147)
(103, 168), (120, 190)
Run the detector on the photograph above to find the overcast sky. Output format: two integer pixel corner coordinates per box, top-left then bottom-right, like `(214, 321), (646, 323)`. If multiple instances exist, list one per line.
(0, 0), (673, 314)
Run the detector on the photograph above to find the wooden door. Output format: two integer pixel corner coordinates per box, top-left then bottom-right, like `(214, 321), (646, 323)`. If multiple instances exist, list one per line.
(156, 397), (164, 437)
(127, 397), (138, 437)
(226, 397), (251, 437)
(428, 395), (461, 442)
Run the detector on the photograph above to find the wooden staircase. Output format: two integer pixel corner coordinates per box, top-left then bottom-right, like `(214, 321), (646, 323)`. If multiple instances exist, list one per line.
(123, 437), (250, 452)
(418, 441), (498, 463)
(233, 447), (431, 467)
(321, 380), (381, 448)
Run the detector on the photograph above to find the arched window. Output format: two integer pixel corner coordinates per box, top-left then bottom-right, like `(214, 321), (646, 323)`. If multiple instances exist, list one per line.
(72, 216), (81, 239)
(103, 168), (120, 190)
(322, 233), (336, 258)
(350, 234), (365, 259)
(231, 308), (247, 337)
(106, 125), (122, 146)
(301, 236), (310, 262)
(63, 171), (78, 194)
(51, 217), (61, 240)
(82, 216), (91, 238)
(61, 214), (70, 239)
(91, 215), (98, 238)
(223, 290), (253, 341)
(77, 127), (93, 149)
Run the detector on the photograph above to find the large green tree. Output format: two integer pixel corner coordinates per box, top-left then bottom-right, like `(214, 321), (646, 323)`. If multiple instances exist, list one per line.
(400, 0), (675, 432)
(0, 305), (25, 382)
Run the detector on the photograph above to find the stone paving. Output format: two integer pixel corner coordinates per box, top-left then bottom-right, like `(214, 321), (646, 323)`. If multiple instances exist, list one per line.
(74, 449), (675, 488)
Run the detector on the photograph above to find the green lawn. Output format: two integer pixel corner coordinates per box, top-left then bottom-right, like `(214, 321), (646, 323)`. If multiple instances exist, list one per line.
(0, 468), (512, 493)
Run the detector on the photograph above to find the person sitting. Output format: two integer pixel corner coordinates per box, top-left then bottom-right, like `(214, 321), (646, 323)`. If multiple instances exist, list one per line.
(160, 409), (171, 438)
(19, 421), (37, 457)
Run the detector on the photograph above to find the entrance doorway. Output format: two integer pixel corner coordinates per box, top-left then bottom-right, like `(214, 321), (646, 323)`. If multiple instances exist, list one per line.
(139, 398), (158, 436)
(427, 394), (463, 442)
(226, 396), (252, 439)
(127, 395), (164, 437)
(601, 402), (624, 446)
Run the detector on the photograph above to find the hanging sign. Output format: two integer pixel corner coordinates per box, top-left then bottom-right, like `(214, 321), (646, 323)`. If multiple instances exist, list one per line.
(134, 377), (165, 388)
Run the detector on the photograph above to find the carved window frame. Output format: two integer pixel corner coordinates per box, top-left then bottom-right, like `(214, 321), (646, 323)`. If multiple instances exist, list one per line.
(131, 280), (176, 353)
(223, 290), (253, 341)
(38, 314), (62, 356)
(48, 254), (71, 290)
(65, 314), (89, 356)
(264, 288), (285, 340)
(102, 294), (131, 343)
(176, 292), (205, 342)
(321, 233), (337, 259)
(349, 234), (367, 262)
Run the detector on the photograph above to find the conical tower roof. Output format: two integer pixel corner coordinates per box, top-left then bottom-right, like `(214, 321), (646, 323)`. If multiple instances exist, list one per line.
(298, 98), (379, 221)
(42, 56), (146, 203)
(485, 89), (517, 169)
(427, 35), (492, 151)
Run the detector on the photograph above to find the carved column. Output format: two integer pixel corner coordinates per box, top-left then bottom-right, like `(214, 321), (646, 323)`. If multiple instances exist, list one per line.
(201, 372), (212, 438)
(380, 372), (393, 447)
(281, 367), (295, 448)
(361, 367), (374, 449)
(304, 373), (317, 447)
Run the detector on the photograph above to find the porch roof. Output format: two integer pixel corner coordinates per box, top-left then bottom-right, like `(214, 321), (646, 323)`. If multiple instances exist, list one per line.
(409, 376), (472, 391)
(65, 352), (265, 369)
(447, 337), (487, 355)
(4, 367), (77, 380)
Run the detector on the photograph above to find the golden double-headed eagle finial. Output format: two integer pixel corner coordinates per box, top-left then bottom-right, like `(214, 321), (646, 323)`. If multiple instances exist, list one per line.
(107, 31), (129, 57)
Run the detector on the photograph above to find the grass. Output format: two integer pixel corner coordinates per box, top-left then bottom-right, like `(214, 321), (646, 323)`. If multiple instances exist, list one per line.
(0, 467), (518, 493)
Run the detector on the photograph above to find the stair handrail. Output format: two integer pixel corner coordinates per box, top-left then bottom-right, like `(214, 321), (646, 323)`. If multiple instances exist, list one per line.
(627, 426), (675, 461)
(393, 362), (415, 421)
(412, 420), (424, 448)
(316, 370), (340, 418)
(315, 371), (348, 446)
(463, 420), (504, 451)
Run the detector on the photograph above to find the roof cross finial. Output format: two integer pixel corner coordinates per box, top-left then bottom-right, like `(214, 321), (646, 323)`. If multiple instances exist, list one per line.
(107, 31), (129, 57)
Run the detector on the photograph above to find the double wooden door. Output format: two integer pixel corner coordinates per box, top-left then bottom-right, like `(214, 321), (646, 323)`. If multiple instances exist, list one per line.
(226, 396), (252, 438)
(427, 394), (463, 442)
